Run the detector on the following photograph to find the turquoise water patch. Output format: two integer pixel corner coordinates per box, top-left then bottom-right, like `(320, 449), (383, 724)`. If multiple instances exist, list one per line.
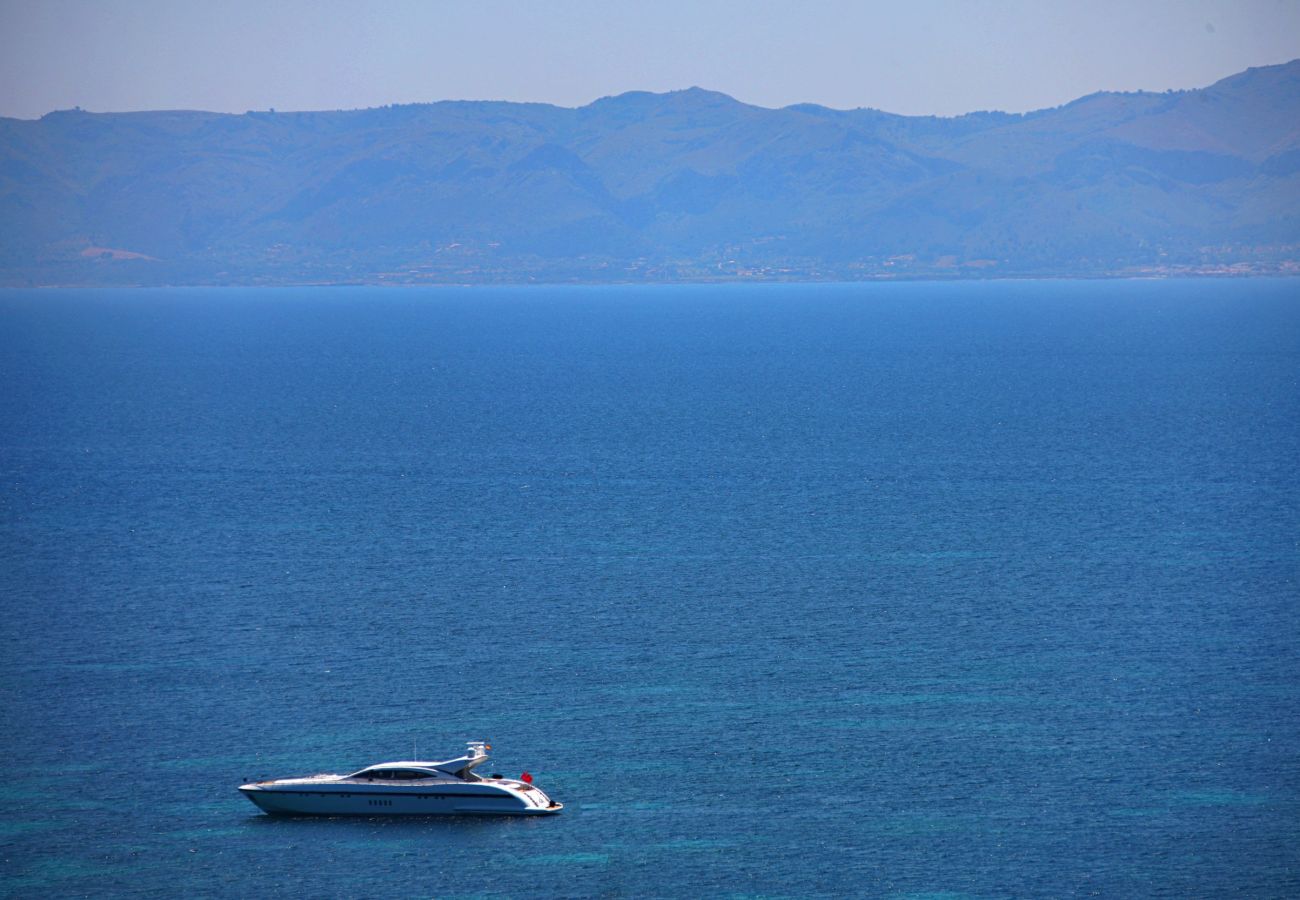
(874, 550), (999, 564)
(810, 716), (940, 731)
(0, 819), (62, 838)
(608, 682), (688, 697)
(0, 785), (43, 802)
(165, 826), (248, 841)
(654, 838), (733, 851)
(521, 852), (610, 865)
(1, 858), (134, 891)
(841, 691), (1034, 707)
(877, 815), (967, 836)
(579, 799), (670, 812)
(1109, 807), (1170, 819)
(152, 753), (262, 772)
(1171, 789), (1269, 807)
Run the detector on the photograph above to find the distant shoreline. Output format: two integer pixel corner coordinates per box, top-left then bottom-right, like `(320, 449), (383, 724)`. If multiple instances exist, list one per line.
(6, 61), (1297, 295)
(6, 269), (1298, 290)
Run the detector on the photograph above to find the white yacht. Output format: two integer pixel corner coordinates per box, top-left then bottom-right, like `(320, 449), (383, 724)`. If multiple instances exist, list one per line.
(238, 741), (562, 816)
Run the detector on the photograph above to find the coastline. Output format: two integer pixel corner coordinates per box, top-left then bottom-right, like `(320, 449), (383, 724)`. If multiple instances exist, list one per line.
(4, 261), (1298, 290)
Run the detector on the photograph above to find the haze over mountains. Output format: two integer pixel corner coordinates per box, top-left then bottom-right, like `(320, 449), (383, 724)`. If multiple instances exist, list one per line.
(2, 60), (1298, 285)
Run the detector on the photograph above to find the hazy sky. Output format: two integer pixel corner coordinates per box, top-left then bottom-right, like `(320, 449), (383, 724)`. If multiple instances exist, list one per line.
(2, 0), (1298, 119)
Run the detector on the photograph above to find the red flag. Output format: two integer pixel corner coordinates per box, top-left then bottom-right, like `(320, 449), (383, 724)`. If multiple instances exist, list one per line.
(521, 771), (533, 784)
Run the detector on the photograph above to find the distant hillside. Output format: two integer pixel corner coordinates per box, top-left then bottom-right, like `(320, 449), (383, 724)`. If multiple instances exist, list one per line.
(2, 61), (1298, 285)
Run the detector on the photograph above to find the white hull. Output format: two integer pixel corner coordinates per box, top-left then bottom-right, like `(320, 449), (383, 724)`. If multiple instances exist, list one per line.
(238, 742), (562, 817)
(240, 784), (561, 816)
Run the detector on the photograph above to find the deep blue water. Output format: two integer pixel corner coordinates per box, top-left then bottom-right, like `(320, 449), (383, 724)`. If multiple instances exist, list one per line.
(1, 280), (1298, 898)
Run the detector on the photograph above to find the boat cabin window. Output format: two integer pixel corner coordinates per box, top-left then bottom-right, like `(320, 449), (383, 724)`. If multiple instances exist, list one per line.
(349, 768), (437, 780)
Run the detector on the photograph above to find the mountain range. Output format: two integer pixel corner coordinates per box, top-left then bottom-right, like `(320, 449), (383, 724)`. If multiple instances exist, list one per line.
(2, 60), (1298, 285)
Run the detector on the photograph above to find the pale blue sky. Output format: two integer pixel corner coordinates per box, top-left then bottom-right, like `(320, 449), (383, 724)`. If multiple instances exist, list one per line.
(2, 0), (1298, 119)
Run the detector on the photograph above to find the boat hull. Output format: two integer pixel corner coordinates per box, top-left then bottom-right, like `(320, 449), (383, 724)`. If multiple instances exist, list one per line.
(239, 785), (562, 816)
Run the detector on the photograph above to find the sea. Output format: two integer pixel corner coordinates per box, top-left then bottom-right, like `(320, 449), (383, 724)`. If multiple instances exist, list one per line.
(0, 279), (1297, 898)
